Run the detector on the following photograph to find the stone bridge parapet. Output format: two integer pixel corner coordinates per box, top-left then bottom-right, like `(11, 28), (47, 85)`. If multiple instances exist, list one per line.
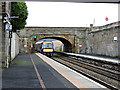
(19, 27), (89, 53)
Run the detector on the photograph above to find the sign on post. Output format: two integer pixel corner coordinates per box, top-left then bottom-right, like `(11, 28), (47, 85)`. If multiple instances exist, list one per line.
(79, 45), (82, 48)
(114, 37), (117, 41)
(6, 24), (12, 31)
(24, 45), (27, 48)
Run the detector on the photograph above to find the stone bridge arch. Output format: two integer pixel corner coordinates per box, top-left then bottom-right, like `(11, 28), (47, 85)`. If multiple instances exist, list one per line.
(27, 34), (75, 53)
(19, 27), (88, 54)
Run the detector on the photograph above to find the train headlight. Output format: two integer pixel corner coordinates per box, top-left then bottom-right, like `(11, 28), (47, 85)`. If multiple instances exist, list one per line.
(43, 49), (45, 52)
(51, 49), (53, 52)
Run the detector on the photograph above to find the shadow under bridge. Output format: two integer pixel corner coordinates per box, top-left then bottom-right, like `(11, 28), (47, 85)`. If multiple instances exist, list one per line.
(41, 37), (72, 53)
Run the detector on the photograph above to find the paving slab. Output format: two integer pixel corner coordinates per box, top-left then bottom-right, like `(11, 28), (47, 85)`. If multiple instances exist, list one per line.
(2, 53), (77, 89)
(2, 54), (41, 88)
(36, 53), (108, 90)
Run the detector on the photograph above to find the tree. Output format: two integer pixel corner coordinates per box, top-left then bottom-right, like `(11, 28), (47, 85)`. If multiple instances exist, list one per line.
(11, 2), (28, 32)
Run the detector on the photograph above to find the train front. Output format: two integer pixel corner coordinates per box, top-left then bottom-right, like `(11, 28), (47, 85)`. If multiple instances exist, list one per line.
(42, 41), (54, 57)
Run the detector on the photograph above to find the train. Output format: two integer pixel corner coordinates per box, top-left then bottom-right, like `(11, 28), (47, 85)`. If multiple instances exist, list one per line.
(35, 40), (54, 57)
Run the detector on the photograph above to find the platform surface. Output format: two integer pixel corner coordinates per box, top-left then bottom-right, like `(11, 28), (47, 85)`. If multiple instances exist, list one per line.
(67, 53), (119, 63)
(2, 53), (108, 89)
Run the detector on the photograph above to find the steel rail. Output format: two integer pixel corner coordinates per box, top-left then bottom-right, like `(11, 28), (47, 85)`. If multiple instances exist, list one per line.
(55, 51), (119, 71)
(51, 52), (119, 89)
(57, 55), (120, 81)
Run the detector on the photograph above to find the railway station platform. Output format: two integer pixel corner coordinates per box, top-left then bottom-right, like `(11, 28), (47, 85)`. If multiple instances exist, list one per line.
(66, 53), (119, 64)
(2, 53), (108, 89)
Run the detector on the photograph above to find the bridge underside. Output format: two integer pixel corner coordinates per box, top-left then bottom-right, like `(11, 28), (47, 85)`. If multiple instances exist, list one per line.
(40, 37), (72, 52)
(27, 35), (74, 53)
(19, 32), (78, 54)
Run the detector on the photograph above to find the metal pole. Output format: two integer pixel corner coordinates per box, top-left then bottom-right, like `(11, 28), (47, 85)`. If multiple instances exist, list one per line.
(9, 31), (12, 66)
(73, 35), (75, 53)
(85, 28), (88, 53)
(9, 2), (12, 66)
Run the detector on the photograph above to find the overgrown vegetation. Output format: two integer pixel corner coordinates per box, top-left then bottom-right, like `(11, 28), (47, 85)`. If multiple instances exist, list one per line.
(11, 2), (28, 32)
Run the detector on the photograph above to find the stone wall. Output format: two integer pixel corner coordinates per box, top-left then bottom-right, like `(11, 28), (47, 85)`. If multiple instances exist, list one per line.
(20, 27), (88, 38)
(19, 38), (28, 53)
(0, 2), (20, 67)
(0, 2), (3, 90)
(87, 22), (119, 57)
(19, 27), (88, 53)
(0, 2), (3, 63)
(0, 2), (11, 67)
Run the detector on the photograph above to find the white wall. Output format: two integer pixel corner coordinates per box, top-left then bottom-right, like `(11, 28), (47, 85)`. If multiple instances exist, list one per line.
(11, 33), (19, 59)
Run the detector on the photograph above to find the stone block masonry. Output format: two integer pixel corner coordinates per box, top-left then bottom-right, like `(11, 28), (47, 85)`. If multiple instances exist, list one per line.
(0, 2), (20, 67)
(20, 22), (120, 57)
(0, 2), (6, 66)
(87, 22), (119, 57)
(19, 27), (88, 54)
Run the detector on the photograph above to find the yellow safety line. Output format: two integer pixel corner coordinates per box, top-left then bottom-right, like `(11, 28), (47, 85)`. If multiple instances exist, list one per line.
(30, 54), (46, 90)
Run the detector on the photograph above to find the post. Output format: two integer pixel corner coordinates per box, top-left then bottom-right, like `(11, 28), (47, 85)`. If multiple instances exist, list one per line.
(9, 2), (12, 66)
(31, 40), (33, 53)
(73, 35), (76, 53)
(9, 31), (12, 66)
(85, 28), (88, 53)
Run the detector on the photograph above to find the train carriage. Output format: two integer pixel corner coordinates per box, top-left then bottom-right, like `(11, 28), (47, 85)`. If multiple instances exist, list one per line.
(42, 40), (54, 57)
(36, 40), (54, 57)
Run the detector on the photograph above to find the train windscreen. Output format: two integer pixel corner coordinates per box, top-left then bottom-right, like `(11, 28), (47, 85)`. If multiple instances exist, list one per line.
(42, 43), (53, 49)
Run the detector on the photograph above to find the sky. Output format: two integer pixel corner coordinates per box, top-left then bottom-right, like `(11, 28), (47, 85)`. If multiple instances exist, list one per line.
(25, 2), (118, 27)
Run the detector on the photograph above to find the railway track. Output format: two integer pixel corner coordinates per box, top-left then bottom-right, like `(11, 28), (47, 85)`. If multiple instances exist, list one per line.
(50, 52), (120, 90)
